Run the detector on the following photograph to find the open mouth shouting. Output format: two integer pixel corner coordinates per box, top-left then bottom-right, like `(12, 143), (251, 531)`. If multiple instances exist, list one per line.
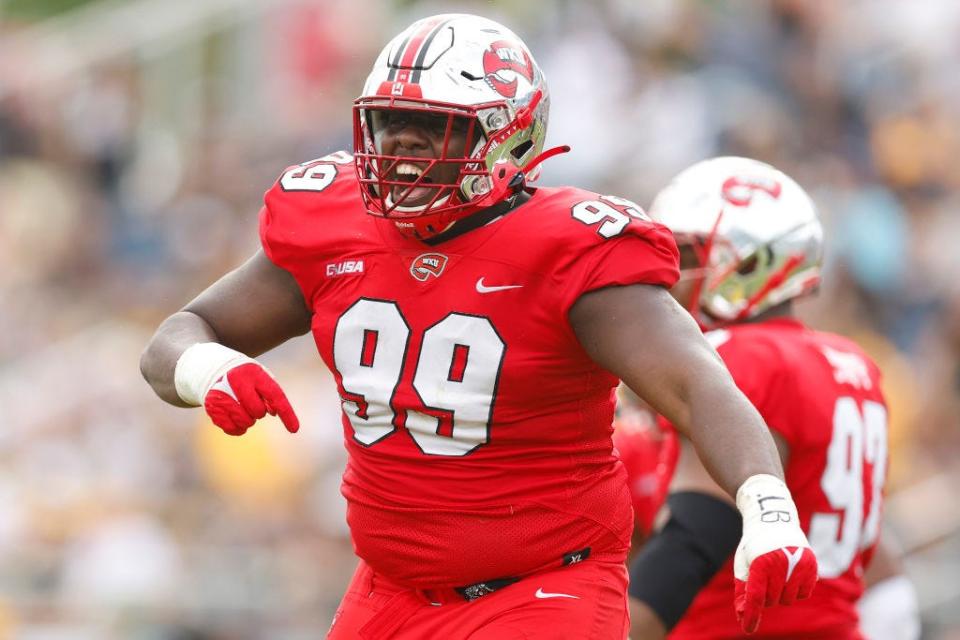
(365, 107), (481, 211)
(389, 159), (465, 208)
(391, 161), (438, 206)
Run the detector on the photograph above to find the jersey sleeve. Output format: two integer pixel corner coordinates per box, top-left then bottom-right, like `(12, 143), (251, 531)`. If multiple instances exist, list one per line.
(558, 217), (680, 314)
(258, 153), (356, 302)
(259, 199), (287, 269)
(259, 188), (302, 275)
(259, 180), (320, 301)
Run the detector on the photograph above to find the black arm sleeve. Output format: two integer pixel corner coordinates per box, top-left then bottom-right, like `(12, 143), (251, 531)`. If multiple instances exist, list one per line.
(628, 491), (743, 630)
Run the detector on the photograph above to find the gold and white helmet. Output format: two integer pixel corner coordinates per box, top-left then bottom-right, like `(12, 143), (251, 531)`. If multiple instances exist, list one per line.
(649, 156), (823, 327)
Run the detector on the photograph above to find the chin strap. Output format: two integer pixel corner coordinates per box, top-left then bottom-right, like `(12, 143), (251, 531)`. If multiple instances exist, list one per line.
(486, 144), (572, 205)
(484, 141), (570, 205)
(523, 144), (570, 176)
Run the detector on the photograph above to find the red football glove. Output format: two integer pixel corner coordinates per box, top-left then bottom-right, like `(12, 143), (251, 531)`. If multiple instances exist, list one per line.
(204, 362), (299, 436)
(733, 474), (819, 634)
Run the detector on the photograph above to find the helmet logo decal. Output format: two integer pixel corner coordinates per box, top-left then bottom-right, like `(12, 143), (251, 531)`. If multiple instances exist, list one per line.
(482, 40), (534, 98)
(721, 175), (782, 207)
(410, 253), (449, 281)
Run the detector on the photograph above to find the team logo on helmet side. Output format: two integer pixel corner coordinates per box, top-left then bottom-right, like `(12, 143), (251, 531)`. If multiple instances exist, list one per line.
(721, 175), (782, 207)
(482, 40), (534, 98)
(410, 253), (449, 281)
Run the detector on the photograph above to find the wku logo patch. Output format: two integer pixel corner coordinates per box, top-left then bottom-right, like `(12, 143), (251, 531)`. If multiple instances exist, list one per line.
(721, 175), (782, 207)
(482, 40), (534, 98)
(410, 253), (448, 281)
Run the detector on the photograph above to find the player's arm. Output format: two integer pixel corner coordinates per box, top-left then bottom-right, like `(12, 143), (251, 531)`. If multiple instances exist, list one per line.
(570, 284), (817, 633)
(627, 434), (789, 639)
(140, 250), (312, 432)
(570, 284), (780, 495)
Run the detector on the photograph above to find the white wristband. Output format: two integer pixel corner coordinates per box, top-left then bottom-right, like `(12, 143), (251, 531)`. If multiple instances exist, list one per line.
(736, 474), (799, 525)
(734, 473), (810, 580)
(174, 342), (255, 406)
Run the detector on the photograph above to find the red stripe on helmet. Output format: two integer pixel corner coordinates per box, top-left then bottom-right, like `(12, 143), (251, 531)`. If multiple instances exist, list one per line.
(396, 17), (446, 73)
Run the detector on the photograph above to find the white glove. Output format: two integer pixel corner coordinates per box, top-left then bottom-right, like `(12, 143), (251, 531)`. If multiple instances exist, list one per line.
(734, 474), (819, 633)
(175, 342), (299, 436)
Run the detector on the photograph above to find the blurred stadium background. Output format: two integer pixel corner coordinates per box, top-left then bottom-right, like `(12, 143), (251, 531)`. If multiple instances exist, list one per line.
(1, 0), (959, 638)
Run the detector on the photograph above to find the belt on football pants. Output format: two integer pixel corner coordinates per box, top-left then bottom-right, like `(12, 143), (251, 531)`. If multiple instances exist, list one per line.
(433, 545), (592, 603)
(454, 576), (521, 601)
(449, 545), (592, 602)
(358, 546), (593, 637)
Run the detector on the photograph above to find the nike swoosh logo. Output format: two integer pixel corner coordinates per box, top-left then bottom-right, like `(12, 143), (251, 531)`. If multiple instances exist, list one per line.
(535, 588), (579, 600)
(476, 277), (523, 294)
(782, 547), (805, 582)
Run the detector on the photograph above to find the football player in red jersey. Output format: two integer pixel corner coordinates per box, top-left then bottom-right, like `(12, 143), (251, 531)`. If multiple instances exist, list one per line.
(141, 15), (816, 639)
(628, 156), (915, 639)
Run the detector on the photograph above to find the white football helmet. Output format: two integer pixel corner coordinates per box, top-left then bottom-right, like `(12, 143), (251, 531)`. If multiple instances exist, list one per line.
(353, 14), (557, 238)
(649, 156), (823, 327)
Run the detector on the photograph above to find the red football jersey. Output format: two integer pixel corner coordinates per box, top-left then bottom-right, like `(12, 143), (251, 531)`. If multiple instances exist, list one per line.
(669, 318), (888, 640)
(612, 408), (678, 535)
(259, 153), (679, 589)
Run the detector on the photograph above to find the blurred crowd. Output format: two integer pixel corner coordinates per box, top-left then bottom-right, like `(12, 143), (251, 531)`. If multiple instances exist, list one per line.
(1, 0), (959, 638)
